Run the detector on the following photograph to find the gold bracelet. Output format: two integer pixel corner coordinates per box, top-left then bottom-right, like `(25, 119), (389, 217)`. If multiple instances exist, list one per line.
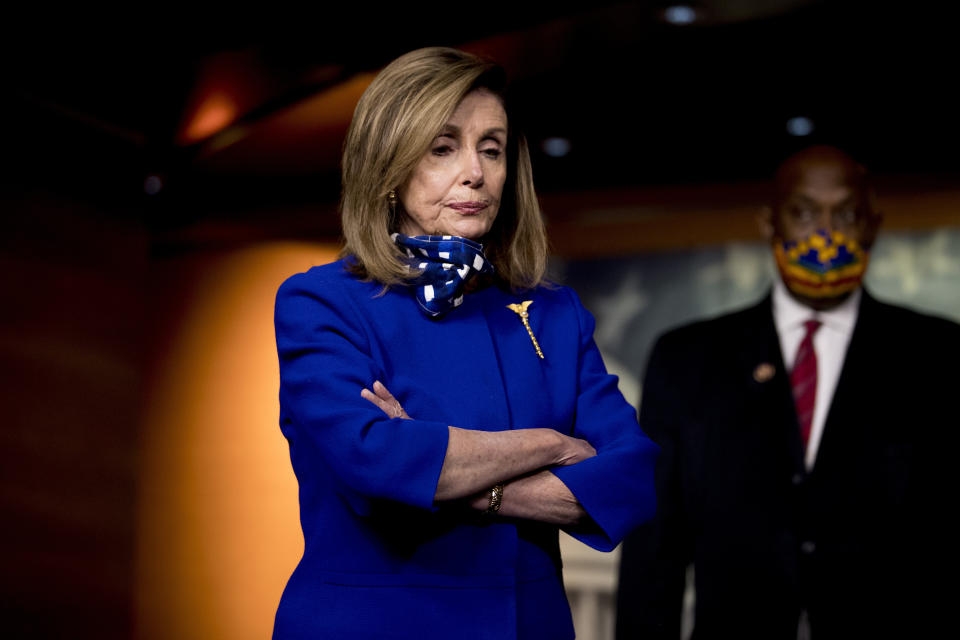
(484, 483), (504, 515)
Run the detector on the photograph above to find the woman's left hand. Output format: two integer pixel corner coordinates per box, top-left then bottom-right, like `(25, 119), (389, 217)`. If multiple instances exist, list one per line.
(361, 380), (411, 419)
(361, 380), (589, 519)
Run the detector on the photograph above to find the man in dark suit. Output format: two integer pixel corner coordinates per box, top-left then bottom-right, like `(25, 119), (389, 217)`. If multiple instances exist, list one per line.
(616, 145), (958, 639)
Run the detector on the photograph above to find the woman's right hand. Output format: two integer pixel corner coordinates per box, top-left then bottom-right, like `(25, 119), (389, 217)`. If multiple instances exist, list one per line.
(360, 378), (596, 501)
(361, 379), (596, 468)
(551, 431), (597, 466)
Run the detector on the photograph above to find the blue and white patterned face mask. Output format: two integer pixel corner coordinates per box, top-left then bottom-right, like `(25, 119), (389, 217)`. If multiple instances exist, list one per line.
(392, 233), (495, 317)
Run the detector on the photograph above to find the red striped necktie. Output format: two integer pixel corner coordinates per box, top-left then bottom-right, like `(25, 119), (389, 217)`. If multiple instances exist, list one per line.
(790, 319), (822, 451)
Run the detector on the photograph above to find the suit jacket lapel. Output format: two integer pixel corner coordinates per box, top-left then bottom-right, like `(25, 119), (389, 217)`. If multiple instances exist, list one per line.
(812, 288), (877, 477)
(736, 293), (807, 472)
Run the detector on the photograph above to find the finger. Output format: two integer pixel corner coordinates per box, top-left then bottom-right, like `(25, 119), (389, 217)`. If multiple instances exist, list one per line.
(374, 380), (399, 404)
(360, 388), (392, 415)
(372, 380), (396, 403)
(360, 387), (382, 408)
(376, 382), (406, 419)
(362, 386), (409, 420)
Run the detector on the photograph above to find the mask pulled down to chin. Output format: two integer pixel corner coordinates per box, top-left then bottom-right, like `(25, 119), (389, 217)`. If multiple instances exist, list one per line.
(773, 229), (869, 299)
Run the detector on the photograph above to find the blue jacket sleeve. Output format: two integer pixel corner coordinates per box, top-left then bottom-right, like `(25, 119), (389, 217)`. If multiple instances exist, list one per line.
(275, 269), (450, 512)
(550, 287), (659, 551)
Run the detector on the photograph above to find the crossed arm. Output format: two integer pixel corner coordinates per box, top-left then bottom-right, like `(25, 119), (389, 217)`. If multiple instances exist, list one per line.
(361, 380), (595, 526)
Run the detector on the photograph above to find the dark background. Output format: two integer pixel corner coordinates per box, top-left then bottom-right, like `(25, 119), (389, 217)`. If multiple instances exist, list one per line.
(6, 0), (958, 235)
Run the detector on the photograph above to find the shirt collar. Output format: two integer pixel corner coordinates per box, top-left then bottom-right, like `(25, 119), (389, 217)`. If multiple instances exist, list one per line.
(773, 278), (861, 334)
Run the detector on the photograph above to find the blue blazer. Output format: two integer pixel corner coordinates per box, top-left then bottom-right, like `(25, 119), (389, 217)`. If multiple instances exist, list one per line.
(273, 260), (658, 640)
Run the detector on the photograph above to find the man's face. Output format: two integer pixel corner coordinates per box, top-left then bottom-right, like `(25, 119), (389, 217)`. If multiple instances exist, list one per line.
(773, 161), (877, 248)
(759, 150), (883, 309)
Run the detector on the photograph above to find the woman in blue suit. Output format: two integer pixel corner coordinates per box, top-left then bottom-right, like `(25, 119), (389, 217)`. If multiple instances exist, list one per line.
(272, 47), (658, 639)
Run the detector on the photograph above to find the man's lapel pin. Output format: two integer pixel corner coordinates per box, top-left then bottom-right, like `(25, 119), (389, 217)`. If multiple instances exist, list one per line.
(753, 362), (776, 383)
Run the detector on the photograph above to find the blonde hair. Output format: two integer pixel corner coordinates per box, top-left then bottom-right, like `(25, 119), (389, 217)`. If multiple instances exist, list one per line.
(339, 47), (548, 289)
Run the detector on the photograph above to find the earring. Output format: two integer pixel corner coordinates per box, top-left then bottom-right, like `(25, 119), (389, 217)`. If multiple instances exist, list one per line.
(387, 189), (399, 227)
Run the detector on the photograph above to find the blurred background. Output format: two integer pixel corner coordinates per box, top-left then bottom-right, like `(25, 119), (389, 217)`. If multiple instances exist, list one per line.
(2, 1), (958, 638)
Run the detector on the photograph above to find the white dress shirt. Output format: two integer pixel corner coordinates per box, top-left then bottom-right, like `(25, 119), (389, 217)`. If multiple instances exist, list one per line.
(772, 280), (861, 470)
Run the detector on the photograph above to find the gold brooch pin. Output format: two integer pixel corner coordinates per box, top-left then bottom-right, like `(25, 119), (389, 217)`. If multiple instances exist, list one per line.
(507, 300), (544, 359)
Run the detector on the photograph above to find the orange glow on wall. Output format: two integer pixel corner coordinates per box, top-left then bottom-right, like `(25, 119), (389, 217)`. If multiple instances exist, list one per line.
(136, 242), (339, 640)
(181, 91), (239, 144)
(189, 71), (378, 172)
(176, 50), (274, 146)
(281, 71), (376, 129)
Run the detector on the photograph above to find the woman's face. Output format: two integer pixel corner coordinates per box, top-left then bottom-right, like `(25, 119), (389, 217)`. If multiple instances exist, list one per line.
(398, 89), (508, 240)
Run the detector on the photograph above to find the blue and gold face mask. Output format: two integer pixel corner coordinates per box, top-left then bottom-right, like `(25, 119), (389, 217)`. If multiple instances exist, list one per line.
(773, 229), (869, 299)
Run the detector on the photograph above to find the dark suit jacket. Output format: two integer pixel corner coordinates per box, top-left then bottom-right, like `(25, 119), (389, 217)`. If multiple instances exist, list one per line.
(616, 289), (958, 639)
